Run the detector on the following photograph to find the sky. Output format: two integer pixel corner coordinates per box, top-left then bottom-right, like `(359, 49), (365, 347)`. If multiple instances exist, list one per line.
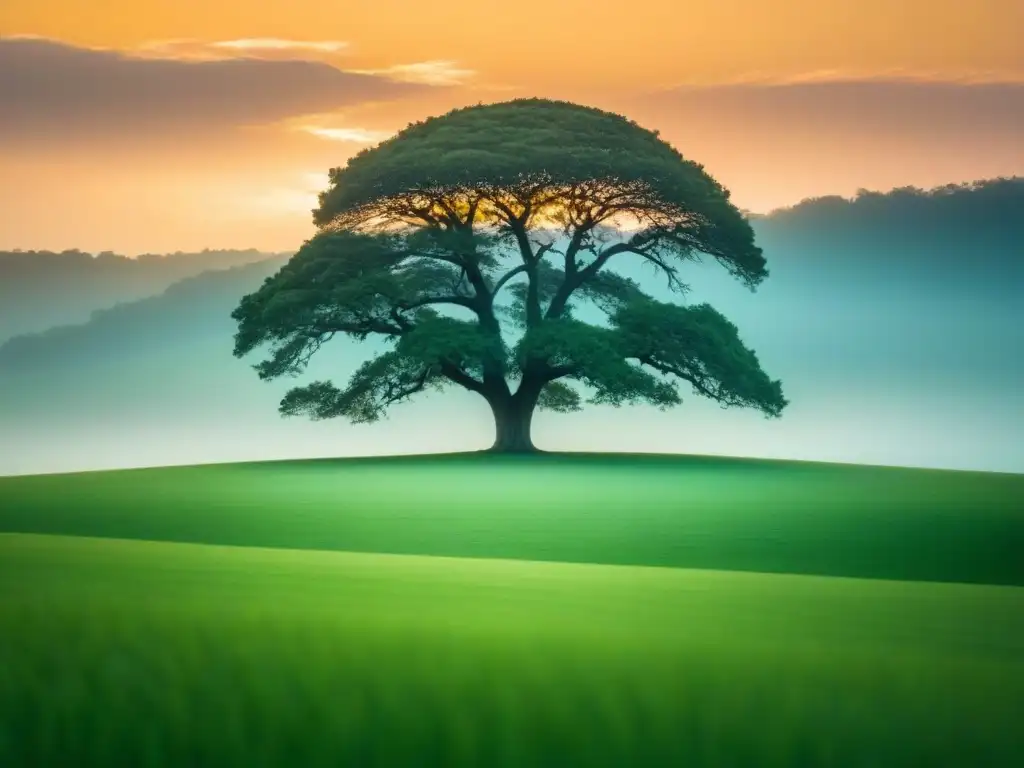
(1, 1), (1022, 254)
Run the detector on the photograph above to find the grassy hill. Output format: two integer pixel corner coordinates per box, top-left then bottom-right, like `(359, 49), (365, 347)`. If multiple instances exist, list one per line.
(2, 453), (1023, 766)
(2, 454), (1024, 765)
(2, 453), (1022, 585)
(4, 531), (1022, 767)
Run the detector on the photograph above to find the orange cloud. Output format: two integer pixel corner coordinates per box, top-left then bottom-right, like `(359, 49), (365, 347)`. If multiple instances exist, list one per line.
(211, 38), (348, 53)
(2, 23), (1023, 255)
(300, 127), (393, 144)
(134, 37), (350, 61)
(3, 0), (1022, 91)
(0, 37), (427, 145)
(353, 61), (476, 86)
(615, 78), (1024, 213)
(666, 69), (1024, 88)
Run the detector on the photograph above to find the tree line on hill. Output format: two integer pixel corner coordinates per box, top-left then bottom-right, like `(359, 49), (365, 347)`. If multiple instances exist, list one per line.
(0, 247), (286, 344)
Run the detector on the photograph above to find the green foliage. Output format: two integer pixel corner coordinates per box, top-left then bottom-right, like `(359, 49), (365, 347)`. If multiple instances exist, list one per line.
(518, 319), (680, 407)
(232, 232), (405, 372)
(403, 227), (504, 272)
(500, 259), (570, 326)
(316, 98), (766, 288)
(279, 351), (443, 423)
(396, 313), (505, 377)
(513, 295), (785, 416)
(612, 299), (788, 417)
(576, 269), (649, 314)
(231, 99), (787, 441)
(536, 381), (583, 413)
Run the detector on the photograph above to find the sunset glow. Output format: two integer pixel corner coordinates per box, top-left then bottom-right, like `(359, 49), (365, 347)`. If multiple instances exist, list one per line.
(302, 126), (395, 143)
(0, 0), (1020, 253)
(212, 38), (349, 52)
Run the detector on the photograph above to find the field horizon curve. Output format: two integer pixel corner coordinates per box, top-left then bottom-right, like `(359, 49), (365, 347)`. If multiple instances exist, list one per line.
(1, 451), (1021, 587)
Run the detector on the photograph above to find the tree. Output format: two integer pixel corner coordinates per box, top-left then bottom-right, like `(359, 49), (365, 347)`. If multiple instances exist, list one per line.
(231, 98), (787, 452)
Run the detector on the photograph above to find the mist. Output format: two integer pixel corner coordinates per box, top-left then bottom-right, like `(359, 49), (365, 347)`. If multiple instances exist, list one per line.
(1, 180), (1021, 476)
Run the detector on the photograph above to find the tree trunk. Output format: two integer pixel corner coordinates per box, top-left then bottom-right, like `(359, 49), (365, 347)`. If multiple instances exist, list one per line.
(488, 392), (539, 453)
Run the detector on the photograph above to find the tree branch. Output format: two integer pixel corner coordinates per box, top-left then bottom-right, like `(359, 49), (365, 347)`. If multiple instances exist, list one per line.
(545, 233), (662, 320)
(381, 366), (434, 406)
(438, 360), (486, 394)
(562, 225), (588, 278)
(463, 196), (481, 229)
(544, 363), (580, 381)
(640, 249), (688, 293)
(397, 295), (479, 313)
(489, 197), (527, 228)
(635, 355), (718, 400)
(311, 317), (405, 338)
(493, 264), (528, 296)
(534, 242), (556, 262)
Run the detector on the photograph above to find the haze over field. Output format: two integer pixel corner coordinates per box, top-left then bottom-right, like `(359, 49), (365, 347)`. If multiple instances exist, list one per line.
(1, 182), (1021, 476)
(0, 248), (284, 343)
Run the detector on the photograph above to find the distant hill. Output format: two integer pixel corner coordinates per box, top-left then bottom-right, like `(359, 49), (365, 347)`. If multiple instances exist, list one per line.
(0, 257), (289, 371)
(0, 248), (288, 343)
(763, 177), (1022, 239)
(752, 177), (1024, 296)
(0, 179), (1021, 476)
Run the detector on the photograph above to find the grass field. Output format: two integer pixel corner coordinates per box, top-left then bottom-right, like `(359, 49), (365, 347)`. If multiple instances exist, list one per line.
(1, 453), (1023, 766)
(2, 452), (1023, 585)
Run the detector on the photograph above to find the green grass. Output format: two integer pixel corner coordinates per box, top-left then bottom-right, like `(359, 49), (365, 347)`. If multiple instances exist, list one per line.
(1, 452), (1022, 584)
(2, 532), (1023, 767)
(2, 453), (1022, 765)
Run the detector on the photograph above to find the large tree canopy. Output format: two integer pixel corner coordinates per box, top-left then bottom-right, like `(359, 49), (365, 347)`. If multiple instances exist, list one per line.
(233, 98), (787, 451)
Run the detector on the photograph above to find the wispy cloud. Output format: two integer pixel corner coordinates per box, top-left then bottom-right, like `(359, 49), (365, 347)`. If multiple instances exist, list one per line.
(354, 60), (475, 86)
(666, 68), (1024, 89)
(0, 37), (424, 143)
(301, 126), (393, 143)
(212, 39), (349, 53)
(134, 38), (350, 61)
(635, 76), (1024, 138)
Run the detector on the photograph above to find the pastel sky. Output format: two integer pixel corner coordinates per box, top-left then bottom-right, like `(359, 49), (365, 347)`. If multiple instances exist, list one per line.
(1, 0), (1022, 254)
